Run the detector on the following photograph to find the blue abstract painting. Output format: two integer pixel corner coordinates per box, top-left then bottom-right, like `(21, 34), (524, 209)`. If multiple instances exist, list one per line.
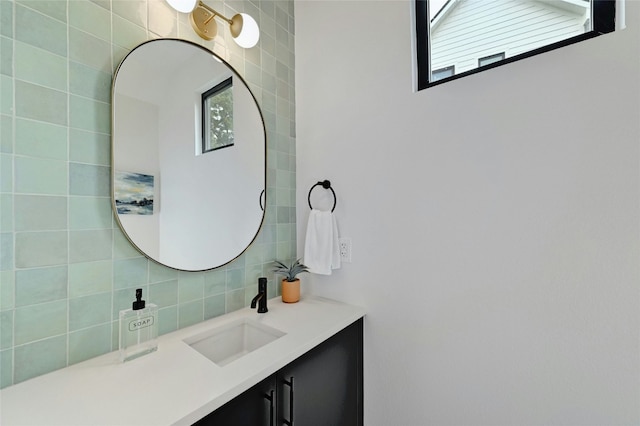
(114, 171), (154, 215)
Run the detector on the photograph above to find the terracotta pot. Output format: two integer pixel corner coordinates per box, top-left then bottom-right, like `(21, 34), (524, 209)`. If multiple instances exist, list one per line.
(281, 278), (300, 303)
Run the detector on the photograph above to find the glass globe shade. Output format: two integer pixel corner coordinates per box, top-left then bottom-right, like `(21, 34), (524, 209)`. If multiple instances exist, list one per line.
(233, 13), (260, 48)
(166, 0), (197, 13)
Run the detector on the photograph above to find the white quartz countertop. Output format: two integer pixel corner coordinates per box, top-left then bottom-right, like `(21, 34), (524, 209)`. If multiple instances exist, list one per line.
(0, 296), (366, 426)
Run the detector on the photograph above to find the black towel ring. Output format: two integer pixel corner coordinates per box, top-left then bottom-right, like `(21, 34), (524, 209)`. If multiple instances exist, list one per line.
(308, 180), (337, 212)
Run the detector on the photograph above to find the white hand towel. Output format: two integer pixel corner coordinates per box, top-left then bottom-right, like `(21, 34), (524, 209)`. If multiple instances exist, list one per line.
(304, 209), (341, 275)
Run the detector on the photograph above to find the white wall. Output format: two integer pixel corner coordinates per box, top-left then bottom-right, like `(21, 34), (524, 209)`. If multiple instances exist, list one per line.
(295, 1), (639, 424)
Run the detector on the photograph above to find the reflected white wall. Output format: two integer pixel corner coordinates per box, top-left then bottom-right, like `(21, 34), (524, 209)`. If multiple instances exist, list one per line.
(113, 94), (160, 259)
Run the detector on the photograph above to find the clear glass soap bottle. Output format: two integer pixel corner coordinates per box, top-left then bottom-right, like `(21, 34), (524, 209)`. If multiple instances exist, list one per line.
(119, 288), (158, 362)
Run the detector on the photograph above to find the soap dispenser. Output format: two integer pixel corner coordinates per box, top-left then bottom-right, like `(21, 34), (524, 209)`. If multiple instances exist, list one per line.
(119, 288), (158, 362)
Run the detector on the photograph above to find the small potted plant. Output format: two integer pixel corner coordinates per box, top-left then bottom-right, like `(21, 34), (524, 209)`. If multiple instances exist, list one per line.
(273, 259), (309, 303)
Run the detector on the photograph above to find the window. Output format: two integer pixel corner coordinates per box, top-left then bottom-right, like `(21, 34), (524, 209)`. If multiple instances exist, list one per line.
(478, 52), (505, 67)
(432, 65), (455, 81)
(415, 0), (616, 90)
(202, 77), (234, 153)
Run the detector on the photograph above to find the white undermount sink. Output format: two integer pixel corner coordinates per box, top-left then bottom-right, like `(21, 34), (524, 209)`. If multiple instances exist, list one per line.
(184, 318), (286, 366)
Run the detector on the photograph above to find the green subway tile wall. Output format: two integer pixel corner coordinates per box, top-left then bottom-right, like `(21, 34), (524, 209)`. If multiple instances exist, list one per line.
(0, 0), (296, 388)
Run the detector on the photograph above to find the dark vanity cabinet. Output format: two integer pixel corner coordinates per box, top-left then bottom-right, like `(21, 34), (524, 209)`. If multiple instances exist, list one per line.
(194, 318), (363, 426)
(194, 375), (277, 425)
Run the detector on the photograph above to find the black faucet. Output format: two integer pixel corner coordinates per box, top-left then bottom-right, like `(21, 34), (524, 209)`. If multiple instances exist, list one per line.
(250, 277), (268, 313)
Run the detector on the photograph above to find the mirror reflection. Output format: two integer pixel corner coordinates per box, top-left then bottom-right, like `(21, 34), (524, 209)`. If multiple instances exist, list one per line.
(112, 39), (266, 271)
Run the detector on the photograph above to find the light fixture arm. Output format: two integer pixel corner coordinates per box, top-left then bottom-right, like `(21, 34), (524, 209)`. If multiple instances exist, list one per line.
(190, 0), (247, 40)
(196, 1), (233, 26)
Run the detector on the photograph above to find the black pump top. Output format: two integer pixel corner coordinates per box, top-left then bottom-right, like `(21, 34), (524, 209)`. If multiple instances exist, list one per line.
(132, 288), (146, 310)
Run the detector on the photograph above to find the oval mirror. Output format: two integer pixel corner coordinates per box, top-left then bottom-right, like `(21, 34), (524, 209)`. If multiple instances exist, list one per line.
(112, 39), (266, 271)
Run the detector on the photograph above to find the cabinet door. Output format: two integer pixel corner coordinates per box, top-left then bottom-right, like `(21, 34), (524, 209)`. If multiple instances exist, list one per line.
(278, 319), (363, 426)
(194, 375), (277, 426)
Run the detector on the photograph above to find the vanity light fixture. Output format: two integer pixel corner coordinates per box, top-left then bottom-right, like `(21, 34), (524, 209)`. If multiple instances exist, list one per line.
(166, 0), (260, 48)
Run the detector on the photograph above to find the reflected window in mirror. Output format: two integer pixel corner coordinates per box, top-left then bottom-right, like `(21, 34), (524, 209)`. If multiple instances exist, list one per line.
(202, 77), (234, 153)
